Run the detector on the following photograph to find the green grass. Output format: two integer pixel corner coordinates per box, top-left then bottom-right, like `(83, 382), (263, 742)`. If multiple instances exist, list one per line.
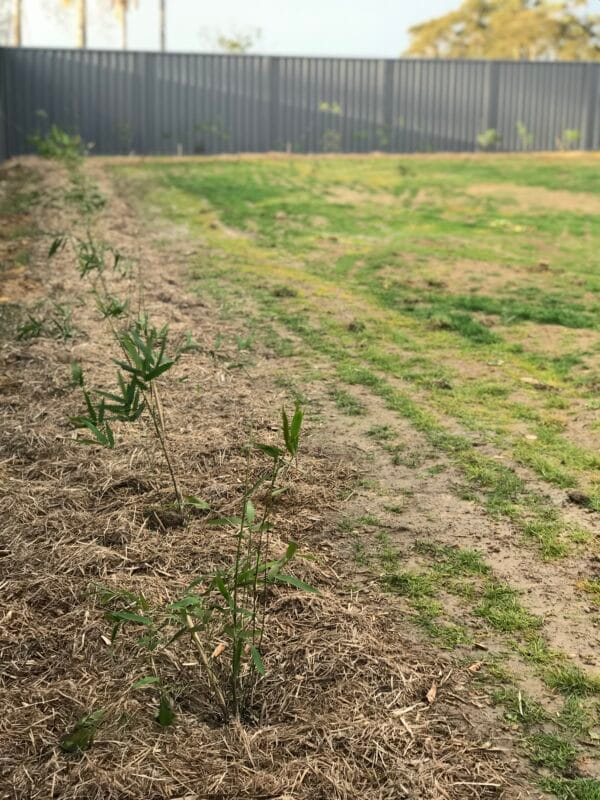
(541, 778), (600, 800)
(491, 686), (547, 725)
(546, 665), (600, 697)
(475, 583), (542, 633)
(527, 733), (577, 772)
(329, 386), (367, 416)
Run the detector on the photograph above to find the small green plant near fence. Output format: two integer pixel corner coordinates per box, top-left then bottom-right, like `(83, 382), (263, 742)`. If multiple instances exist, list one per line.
(321, 128), (342, 152)
(557, 129), (581, 151)
(29, 112), (83, 164)
(98, 403), (314, 723)
(516, 121), (534, 150)
(477, 128), (502, 151)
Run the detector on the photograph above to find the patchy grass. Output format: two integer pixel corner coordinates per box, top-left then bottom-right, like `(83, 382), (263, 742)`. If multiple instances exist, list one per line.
(114, 155), (600, 798)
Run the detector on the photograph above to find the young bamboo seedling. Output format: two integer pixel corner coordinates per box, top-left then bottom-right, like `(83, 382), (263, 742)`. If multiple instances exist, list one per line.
(99, 404), (316, 722)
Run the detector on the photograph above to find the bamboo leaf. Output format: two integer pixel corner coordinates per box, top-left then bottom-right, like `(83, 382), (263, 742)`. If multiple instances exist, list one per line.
(251, 645), (266, 676)
(132, 675), (160, 689)
(255, 443), (283, 459)
(272, 573), (319, 593)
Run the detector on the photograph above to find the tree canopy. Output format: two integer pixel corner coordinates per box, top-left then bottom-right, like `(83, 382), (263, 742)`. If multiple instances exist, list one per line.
(406, 0), (600, 60)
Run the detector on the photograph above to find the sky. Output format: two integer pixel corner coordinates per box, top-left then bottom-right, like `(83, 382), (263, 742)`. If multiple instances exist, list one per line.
(10, 0), (459, 57)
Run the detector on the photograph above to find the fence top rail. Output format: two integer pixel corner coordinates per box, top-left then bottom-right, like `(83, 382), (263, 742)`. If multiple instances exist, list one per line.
(1, 45), (599, 66)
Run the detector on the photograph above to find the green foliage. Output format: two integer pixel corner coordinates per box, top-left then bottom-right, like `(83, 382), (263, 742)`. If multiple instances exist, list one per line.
(516, 121), (534, 150)
(406, 0), (600, 60)
(545, 664), (600, 696)
(541, 778), (600, 800)
(102, 406), (314, 720)
(477, 128), (502, 152)
(29, 114), (83, 163)
(16, 302), (76, 341)
(71, 315), (174, 449)
(527, 732), (577, 772)
(60, 709), (105, 753)
(558, 128), (582, 151)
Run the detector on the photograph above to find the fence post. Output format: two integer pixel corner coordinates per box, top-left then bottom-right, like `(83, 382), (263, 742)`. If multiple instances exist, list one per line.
(269, 56), (280, 151)
(583, 62), (598, 151)
(383, 60), (394, 152)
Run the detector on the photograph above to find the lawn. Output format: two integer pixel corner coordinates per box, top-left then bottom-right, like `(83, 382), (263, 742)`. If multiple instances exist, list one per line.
(118, 154), (600, 530)
(2, 152), (599, 799)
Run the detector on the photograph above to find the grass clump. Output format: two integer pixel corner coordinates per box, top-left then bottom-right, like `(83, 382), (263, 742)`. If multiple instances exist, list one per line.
(474, 582), (541, 633)
(329, 386), (367, 416)
(540, 778), (600, 800)
(527, 732), (577, 772)
(545, 664), (600, 697)
(384, 571), (435, 598)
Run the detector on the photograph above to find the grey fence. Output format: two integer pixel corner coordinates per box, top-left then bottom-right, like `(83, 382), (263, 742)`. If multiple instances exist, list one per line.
(0, 47), (599, 161)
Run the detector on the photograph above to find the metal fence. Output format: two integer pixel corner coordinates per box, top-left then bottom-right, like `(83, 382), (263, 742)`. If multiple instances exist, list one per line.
(0, 47), (598, 160)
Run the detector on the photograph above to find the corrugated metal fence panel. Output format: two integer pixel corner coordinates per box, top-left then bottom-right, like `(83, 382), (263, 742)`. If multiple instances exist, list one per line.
(0, 49), (7, 161)
(0, 47), (598, 157)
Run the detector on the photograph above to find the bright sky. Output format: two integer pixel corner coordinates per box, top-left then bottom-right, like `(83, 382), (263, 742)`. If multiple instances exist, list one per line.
(15, 0), (458, 56)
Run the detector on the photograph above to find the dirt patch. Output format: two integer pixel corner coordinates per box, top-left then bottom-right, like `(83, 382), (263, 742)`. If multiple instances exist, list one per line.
(468, 182), (600, 215)
(319, 382), (600, 674)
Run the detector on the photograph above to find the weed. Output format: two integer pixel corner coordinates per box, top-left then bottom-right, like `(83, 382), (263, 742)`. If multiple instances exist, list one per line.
(16, 302), (76, 341)
(60, 709), (105, 753)
(65, 175), (107, 215)
(72, 313), (184, 508)
(516, 121), (534, 150)
(97, 295), (129, 319)
(16, 310), (46, 340)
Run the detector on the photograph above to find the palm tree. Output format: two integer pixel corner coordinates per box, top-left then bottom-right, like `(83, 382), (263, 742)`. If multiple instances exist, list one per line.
(159, 0), (165, 51)
(13, 0), (22, 45)
(61, 0), (87, 48)
(112, 0), (134, 50)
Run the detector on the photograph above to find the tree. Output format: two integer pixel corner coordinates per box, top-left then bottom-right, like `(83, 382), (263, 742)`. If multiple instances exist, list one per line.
(13, 0), (21, 45)
(112, 0), (132, 50)
(215, 26), (262, 53)
(159, 0), (165, 50)
(406, 0), (600, 60)
(61, 0), (87, 48)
